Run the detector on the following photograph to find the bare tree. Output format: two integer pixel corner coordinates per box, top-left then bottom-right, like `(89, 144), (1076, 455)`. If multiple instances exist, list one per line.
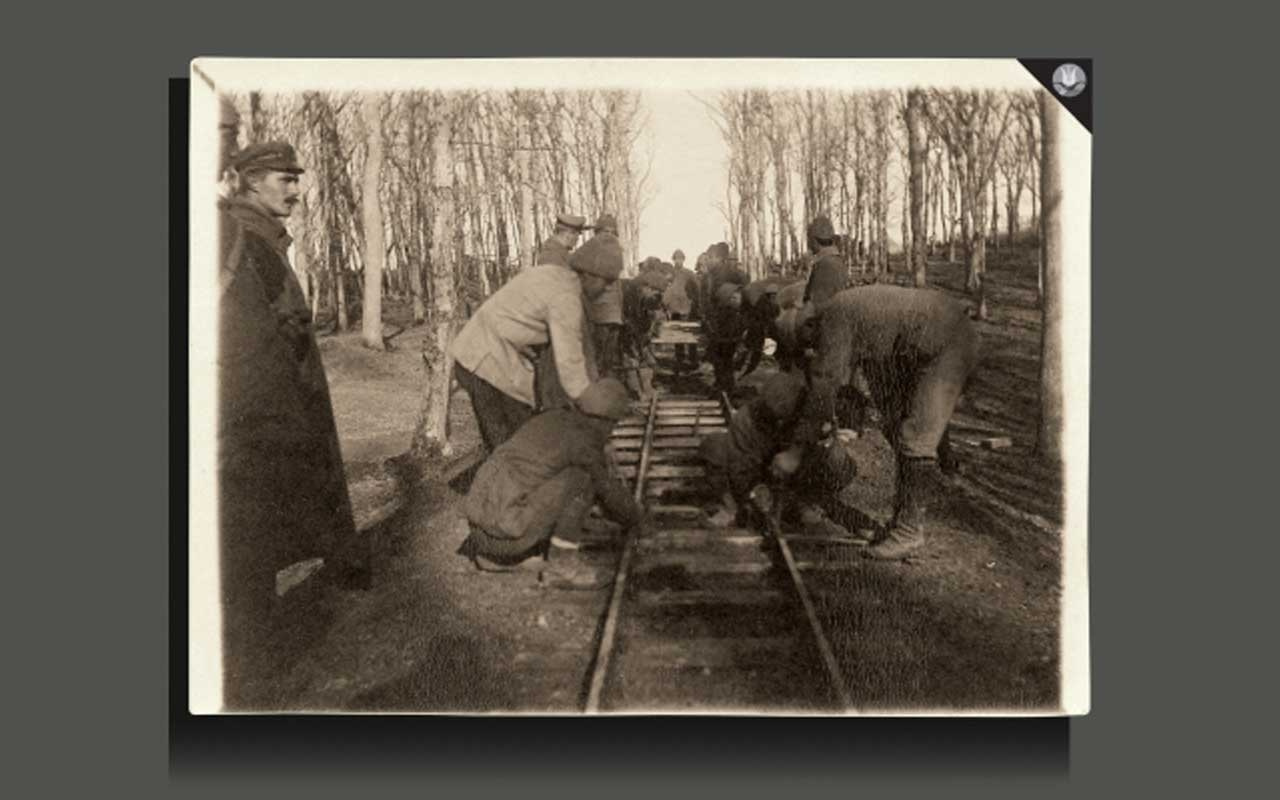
(411, 101), (459, 460)
(906, 88), (928, 287)
(925, 89), (1014, 319)
(359, 93), (385, 350)
(1036, 90), (1063, 461)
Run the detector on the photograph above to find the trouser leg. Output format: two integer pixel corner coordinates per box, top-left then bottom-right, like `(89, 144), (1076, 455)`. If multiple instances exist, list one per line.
(593, 324), (621, 379)
(710, 341), (736, 394)
(898, 328), (979, 460)
(456, 362), (534, 451)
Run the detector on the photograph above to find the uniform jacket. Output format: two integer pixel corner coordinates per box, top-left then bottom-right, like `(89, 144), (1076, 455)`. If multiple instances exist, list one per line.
(662, 265), (698, 316)
(218, 198), (356, 572)
(802, 245), (849, 307)
(587, 275), (624, 326)
(450, 262), (593, 408)
(535, 238), (572, 268)
(465, 408), (642, 537)
(793, 285), (972, 445)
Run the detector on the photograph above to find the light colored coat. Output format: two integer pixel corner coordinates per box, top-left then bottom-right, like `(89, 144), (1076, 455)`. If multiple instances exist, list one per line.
(449, 262), (593, 407)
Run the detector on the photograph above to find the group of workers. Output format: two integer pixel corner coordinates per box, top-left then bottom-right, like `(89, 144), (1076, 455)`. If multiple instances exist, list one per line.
(451, 205), (981, 582)
(216, 135), (981, 705)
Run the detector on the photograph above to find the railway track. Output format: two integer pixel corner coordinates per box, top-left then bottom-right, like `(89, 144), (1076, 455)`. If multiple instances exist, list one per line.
(582, 386), (857, 713)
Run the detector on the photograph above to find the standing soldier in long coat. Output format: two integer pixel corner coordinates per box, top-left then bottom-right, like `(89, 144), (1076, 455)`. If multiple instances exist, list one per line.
(776, 285), (980, 560)
(218, 141), (367, 709)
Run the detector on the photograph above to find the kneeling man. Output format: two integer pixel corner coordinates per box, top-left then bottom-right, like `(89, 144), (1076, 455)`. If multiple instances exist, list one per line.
(459, 379), (643, 587)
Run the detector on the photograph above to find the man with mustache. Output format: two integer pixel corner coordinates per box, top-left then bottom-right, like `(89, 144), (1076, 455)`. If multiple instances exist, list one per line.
(217, 141), (367, 709)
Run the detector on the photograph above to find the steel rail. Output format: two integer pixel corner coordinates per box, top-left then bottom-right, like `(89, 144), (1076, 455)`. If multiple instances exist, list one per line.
(722, 390), (852, 708)
(585, 393), (658, 713)
(776, 536), (854, 709)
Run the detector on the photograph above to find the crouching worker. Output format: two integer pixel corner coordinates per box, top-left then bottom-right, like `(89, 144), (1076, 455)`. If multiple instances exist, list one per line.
(458, 378), (643, 589)
(779, 285), (980, 560)
(699, 371), (857, 536)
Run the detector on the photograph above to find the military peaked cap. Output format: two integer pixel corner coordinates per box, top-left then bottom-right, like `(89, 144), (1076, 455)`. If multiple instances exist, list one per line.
(556, 212), (588, 230)
(232, 141), (305, 174)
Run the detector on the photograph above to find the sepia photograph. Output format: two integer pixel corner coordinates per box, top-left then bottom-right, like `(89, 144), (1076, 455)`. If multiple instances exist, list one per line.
(187, 58), (1090, 715)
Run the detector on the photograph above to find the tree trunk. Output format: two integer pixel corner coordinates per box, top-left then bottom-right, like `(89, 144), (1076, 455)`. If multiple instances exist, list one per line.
(335, 263), (348, 331)
(1006, 176), (1017, 241)
(1037, 91), (1063, 462)
(907, 89), (928, 287)
(360, 95), (386, 350)
(990, 176), (1000, 253)
(518, 140), (534, 269)
(246, 92), (264, 143)
(411, 108), (459, 461)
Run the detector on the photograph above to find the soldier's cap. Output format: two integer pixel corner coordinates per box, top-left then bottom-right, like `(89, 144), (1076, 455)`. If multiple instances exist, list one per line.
(556, 212), (589, 231)
(569, 234), (624, 280)
(592, 213), (618, 234)
(640, 256), (663, 272)
(672, 248), (686, 260)
(578, 378), (631, 420)
(760, 371), (806, 420)
(232, 141), (305, 175)
(807, 215), (835, 242)
(708, 242), (731, 262)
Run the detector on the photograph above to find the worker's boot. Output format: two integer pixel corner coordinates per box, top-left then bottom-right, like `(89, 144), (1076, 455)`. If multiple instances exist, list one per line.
(865, 458), (936, 560)
(549, 492), (594, 550)
(542, 495), (614, 589)
(798, 504), (869, 544)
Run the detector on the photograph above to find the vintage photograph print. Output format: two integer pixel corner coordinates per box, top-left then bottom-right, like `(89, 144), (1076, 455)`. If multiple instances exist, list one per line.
(188, 59), (1090, 715)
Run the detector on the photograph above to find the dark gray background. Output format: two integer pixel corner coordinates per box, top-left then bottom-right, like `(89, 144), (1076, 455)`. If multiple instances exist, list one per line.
(10, 1), (1271, 796)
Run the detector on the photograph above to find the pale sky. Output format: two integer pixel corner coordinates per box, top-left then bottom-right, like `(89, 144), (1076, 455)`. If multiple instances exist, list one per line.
(636, 90), (728, 262)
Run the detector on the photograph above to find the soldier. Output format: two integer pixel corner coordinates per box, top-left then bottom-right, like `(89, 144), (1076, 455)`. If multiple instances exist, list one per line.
(458, 378), (644, 589)
(802, 215), (850, 307)
(698, 242), (749, 394)
(706, 282), (748, 395)
(662, 248), (701, 371)
(619, 270), (670, 398)
(450, 215), (619, 452)
(535, 212), (589, 267)
(776, 285), (980, 559)
(700, 371), (857, 534)
(584, 214), (625, 379)
(735, 277), (790, 378)
(218, 141), (368, 709)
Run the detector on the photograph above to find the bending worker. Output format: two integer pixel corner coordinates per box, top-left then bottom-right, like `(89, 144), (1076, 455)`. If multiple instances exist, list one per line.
(450, 212), (618, 451)
(458, 378), (643, 588)
(776, 285), (980, 560)
(700, 371), (856, 535)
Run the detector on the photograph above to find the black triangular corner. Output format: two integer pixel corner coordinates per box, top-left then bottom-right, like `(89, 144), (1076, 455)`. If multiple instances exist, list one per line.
(1018, 59), (1092, 133)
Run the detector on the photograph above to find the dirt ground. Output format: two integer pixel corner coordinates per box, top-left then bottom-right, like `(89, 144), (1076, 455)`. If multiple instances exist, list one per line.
(267, 243), (1064, 712)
